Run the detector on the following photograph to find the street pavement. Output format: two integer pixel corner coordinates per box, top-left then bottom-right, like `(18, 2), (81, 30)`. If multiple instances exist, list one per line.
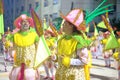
(0, 56), (118, 80)
(90, 57), (118, 80)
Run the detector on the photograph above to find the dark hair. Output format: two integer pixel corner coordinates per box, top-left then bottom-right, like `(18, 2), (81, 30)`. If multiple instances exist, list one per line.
(66, 21), (82, 34)
(73, 27), (81, 34)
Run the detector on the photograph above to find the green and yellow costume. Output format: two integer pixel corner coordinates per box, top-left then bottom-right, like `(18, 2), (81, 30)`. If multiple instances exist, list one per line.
(8, 28), (39, 68)
(55, 34), (91, 80)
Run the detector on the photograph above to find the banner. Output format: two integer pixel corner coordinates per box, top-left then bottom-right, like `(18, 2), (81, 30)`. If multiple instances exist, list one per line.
(31, 8), (43, 36)
(104, 32), (119, 51)
(0, 15), (4, 34)
(97, 21), (107, 29)
(34, 35), (51, 69)
(0, 0), (3, 14)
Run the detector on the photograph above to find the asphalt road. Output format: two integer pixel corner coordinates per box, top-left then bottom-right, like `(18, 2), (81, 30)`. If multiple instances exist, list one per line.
(0, 56), (118, 80)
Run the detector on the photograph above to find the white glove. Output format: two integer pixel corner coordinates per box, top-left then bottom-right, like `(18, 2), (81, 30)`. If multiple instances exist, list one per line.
(70, 58), (84, 66)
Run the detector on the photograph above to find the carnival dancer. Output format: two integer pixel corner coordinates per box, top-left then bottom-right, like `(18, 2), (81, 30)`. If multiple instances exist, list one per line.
(103, 49), (112, 67)
(55, 9), (90, 80)
(43, 29), (57, 80)
(97, 31), (104, 56)
(90, 39), (99, 59)
(102, 31), (112, 67)
(100, 14), (120, 79)
(8, 14), (40, 80)
(90, 31), (103, 59)
(3, 34), (13, 61)
(113, 38), (120, 80)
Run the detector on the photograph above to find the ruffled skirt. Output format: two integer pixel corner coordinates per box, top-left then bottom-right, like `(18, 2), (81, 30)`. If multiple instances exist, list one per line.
(9, 67), (40, 80)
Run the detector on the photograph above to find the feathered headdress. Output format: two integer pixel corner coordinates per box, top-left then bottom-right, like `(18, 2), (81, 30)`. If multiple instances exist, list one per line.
(85, 0), (113, 25)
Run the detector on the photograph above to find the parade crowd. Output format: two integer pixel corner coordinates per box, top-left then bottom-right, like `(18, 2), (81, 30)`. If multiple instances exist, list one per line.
(0, 1), (120, 80)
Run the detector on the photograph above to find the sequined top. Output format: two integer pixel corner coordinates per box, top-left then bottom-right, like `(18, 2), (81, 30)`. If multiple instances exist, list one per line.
(9, 28), (39, 68)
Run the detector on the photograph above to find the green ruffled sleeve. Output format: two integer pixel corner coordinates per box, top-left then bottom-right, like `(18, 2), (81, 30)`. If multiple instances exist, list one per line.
(30, 27), (36, 32)
(30, 27), (39, 42)
(73, 35), (87, 49)
(35, 34), (39, 42)
(85, 39), (92, 46)
(6, 34), (14, 42)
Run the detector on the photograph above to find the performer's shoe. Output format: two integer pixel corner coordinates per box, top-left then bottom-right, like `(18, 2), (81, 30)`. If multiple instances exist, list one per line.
(108, 64), (111, 67)
(44, 76), (49, 79)
(51, 75), (55, 80)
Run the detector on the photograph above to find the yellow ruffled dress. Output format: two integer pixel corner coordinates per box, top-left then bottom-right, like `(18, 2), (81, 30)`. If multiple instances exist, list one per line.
(55, 35), (89, 80)
(113, 49), (120, 70)
(8, 28), (40, 80)
(9, 28), (39, 67)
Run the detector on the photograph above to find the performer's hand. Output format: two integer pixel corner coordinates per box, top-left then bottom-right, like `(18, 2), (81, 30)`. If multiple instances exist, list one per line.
(51, 54), (56, 60)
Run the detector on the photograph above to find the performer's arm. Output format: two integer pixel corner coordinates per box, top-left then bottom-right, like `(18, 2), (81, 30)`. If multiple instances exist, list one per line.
(70, 48), (88, 66)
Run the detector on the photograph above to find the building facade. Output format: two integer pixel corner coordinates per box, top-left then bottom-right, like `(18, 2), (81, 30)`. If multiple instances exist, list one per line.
(3, 0), (119, 32)
(3, 0), (61, 31)
(116, 0), (120, 19)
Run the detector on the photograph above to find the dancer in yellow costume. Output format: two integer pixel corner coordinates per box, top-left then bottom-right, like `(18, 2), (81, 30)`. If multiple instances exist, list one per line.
(43, 29), (57, 80)
(8, 14), (40, 80)
(113, 38), (120, 80)
(55, 9), (91, 80)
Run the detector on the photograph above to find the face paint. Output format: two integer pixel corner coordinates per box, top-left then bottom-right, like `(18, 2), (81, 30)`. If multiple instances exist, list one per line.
(21, 19), (30, 31)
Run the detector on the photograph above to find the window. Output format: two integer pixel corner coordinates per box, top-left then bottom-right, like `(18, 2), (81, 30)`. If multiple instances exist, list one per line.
(29, 4), (32, 11)
(21, 6), (24, 12)
(16, 8), (19, 14)
(49, 14), (53, 19)
(44, 14), (48, 22)
(108, 4), (116, 15)
(11, 9), (13, 14)
(53, 0), (58, 5)
(52, 13), (58, 20)
(35, 2), (39, 8)
(44, 0), (48, 7)
(35, 2), (39, 11)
